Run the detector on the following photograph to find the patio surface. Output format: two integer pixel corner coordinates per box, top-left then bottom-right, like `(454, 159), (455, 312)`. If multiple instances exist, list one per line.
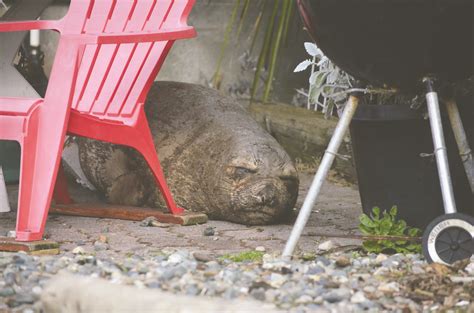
(0, 171), (362, 257)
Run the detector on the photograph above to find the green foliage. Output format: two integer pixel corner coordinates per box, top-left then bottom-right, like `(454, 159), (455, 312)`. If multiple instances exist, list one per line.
(295, 42), (354, 116)
(220, 251), (265, 263)
(214, 0), (296, 102)
(359, 206), (422, 254)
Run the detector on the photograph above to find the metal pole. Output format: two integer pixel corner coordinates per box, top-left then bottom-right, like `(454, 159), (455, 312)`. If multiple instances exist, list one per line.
(30, 29), (40, 48)
(283, 96), (359, 259)
(445, 99), (474, 194)
(425, 79), (457, 214)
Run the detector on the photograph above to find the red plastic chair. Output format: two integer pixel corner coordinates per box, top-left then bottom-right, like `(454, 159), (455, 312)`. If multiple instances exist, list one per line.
(0, 0), (196, 241)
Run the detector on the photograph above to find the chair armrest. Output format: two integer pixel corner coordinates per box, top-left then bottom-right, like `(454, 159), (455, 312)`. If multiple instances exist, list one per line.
(0, 20), (59, 32)
(64, 26), (196, 45)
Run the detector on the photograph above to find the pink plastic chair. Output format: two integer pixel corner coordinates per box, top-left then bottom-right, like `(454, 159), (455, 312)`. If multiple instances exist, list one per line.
(0, 0), (196, 242)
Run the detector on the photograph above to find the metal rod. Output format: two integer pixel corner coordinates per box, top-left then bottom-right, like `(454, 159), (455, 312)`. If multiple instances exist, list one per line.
(282, 96), (359, 259)
(424, 79), (457, 214)
(445, 99), (474, 194)
(30, 29), (40, 48)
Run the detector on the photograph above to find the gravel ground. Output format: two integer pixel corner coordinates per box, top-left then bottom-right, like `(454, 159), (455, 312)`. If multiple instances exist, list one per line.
(1, 173), (473, 312)
(0, 249), (473, 312)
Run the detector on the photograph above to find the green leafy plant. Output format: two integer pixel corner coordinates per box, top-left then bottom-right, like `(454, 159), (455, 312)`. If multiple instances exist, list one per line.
(359, 206), (422, 254)
(294, 42), (355, 117)
(219, 251), (265, 263)
(294, 42), (407, 117)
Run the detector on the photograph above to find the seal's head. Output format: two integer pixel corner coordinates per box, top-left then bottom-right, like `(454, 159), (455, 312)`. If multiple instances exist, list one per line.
(208, 128), (299, 225)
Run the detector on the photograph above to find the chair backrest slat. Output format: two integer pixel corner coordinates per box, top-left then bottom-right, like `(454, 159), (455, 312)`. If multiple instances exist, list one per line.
(73, 0), (116, 111)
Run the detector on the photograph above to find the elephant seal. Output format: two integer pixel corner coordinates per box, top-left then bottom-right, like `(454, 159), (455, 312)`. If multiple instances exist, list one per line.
(78, 82), (299, 225)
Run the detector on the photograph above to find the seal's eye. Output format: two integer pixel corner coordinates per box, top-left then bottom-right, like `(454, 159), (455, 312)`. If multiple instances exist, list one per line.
(235, 167), (256, 176)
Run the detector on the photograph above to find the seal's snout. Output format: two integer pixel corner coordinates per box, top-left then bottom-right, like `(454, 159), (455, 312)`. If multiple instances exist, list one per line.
(257, 185), (275, 205)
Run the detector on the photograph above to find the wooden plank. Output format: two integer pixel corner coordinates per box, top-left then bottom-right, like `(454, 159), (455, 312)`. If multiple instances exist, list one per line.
(50, 204), (208, 226)
(0, 237), (59, 254)
(305, 232), (422, 243)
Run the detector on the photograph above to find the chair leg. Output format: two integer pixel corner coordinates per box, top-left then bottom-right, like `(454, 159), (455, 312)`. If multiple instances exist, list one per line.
(67, 109), (184, 215)
(133, 112), (184, 215)
(53, 163), (74, 205)
(16, 109), (67, 242)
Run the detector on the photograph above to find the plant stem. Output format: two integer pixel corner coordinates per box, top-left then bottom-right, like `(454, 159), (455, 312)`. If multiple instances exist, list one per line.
(307, 55), (316, 110)
(262, 0), (290, 103)
(282, 0), (294, 45)
(251, 0), (279, 100)
(327, 88), (398, 99)
(236, 0), (251, 40)
(212, 0), (241, 89)
(248, 0), (266, 54)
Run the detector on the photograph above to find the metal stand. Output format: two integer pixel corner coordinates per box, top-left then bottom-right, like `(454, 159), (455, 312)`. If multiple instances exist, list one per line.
(445, 99), (474, 194)
(422, 79), (473, 264)
(424, 79), (457, 214)
(283, 96), (359, 259)
(0, 0), (52, 98)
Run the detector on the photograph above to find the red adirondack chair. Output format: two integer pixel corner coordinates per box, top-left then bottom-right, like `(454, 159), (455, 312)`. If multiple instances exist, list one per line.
(0, 0), (196, 242)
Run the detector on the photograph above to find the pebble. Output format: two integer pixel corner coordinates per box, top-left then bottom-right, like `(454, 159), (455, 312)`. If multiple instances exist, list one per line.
(465, 262), (474, 275)
(203, 227), (215, 237)
(323, 288), (351, 303)
(335, 256), (351, 268)
(93, 241), (109, 251)
(375, 254), (388, 264)
(255, 246), (266, 252)
(268, 273), (287, 288)
(250, 288), (266, 301)
(193, 252), (215, 263)
(295, 295), (313, 304)
(0, 287), (15, 297)
(318, 240), (335, 252)
(140, 217), (157, 227)
(350, 291), (367, 304)
(378, 282), (400, 294)
(72, 247), (85, 255)
(168, 252), (186, 264)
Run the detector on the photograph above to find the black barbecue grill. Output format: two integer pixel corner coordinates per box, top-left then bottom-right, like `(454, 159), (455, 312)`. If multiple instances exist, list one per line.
(284, 0), (474, 265)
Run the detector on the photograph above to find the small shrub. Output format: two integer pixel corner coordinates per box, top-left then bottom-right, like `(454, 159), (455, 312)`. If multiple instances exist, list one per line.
(359, 206), (421, 254)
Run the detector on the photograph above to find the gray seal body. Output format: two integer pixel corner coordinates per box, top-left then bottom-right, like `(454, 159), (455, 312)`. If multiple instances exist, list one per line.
(78, 82), (299, 225)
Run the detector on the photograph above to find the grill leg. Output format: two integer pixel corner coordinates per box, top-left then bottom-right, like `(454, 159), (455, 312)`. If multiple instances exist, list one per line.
(282, 96), (359, 259)
(445, 99), (474, 194)
(424, 78), (457, 214)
